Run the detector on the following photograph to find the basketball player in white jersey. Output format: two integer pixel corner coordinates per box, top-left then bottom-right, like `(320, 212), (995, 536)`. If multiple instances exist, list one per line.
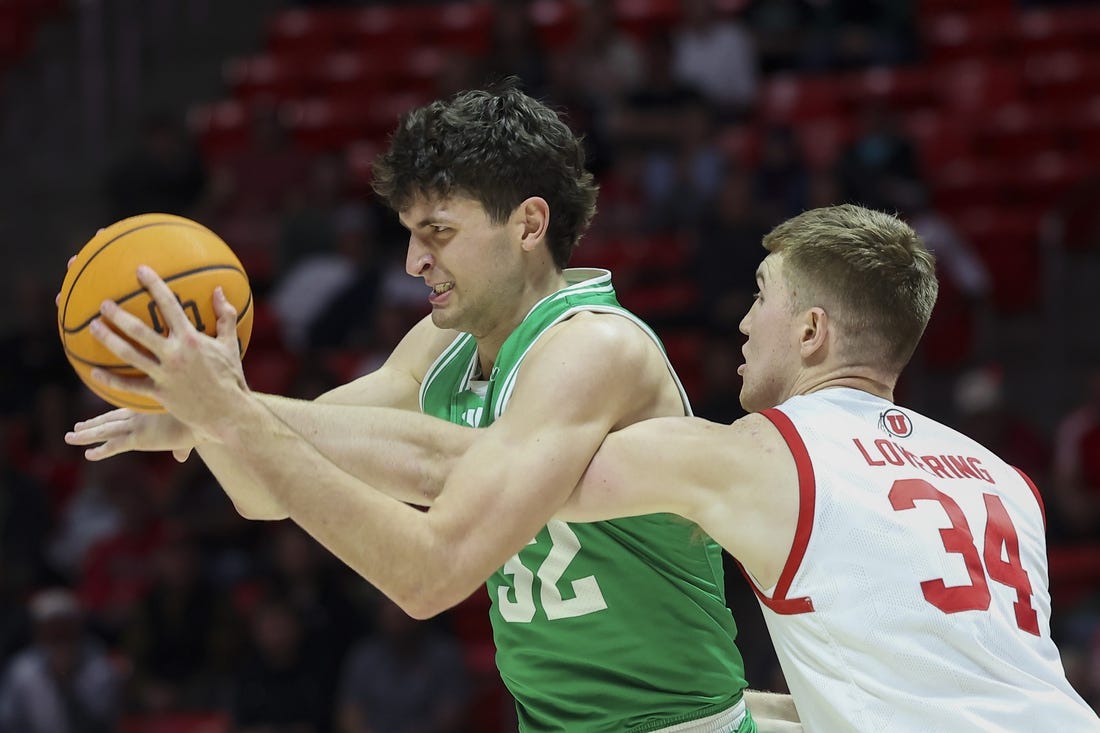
(563, 204), (1100, 732)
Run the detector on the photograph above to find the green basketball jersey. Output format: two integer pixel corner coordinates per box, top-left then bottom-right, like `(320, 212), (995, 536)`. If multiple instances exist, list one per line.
(420, 269), (747, 732)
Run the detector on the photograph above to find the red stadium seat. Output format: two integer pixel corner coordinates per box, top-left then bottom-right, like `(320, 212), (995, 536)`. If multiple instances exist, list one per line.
(795, 117), (855, 170)
(188, 100), (252, 160)
(972, 104), (1056, 164)
(530, 0), (579, 51)
(922, 11), (1015, 63)
(904, 109), (973, 169)
(851, 66), (938, 114)
(282, 91), (430, 153)
(936, 60), (1021, 115)
(266, 8), (350, 57)
(952, 207), (1041, 314)
(1022, 50), (1100, 107)
(120, 711), (229, 733)
(717, 124), (763, 168)
(614, 0), (682, 41)
(224, 54), (312, 104)
(759, 74), (846, 123)
(1016, 6), (1100, 55)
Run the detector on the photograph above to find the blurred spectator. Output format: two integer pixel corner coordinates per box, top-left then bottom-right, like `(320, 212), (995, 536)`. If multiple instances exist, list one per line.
(209, 105), (310, 216)
(49, 455), (132, 581)
(157, 456), (260, 589)
(0, 588), (122, 733)
(806, 168), (843, 209)
(671, 0), (758, 120)
(105, 110), (209, 222)
(742, 0), (816, 74)
(834, 102), (921, 212)
(640, 98), (725, 234)
(482, 0), (548, 96)
(0, 275), (75, 418)
(434, 51), (484, 100)
(951, 364), (1052, 490)
(272, 202), (383, 352)
(611, 32), (707, 152)
(336, 597), (471, 733)
(229, 598), (329, 733)
(1051, 364), (1100, 541)
(76, 456), (168, 642)
(0, 421), (54, 597)
(804, 0), (917, 71)
(898, 183), (996, 373)
(23, 383), (85, 520)
(752, 125), (811, 225)
(1044, 173), (1100, 254)
(566, 0), (644, 105)
(205, 105), (311, 287)
(692, 331), (748, 425)
(256, 524), (369, 703)
(692, 169), (772, 330)
(124, 527), (236, 714)
(0, 575), (31, 677)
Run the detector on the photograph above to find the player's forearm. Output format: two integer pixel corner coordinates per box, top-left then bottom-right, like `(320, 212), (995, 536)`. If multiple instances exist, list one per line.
(195, 442), (290, 520)
(254, 394), (473, 506)
(215, 394), (461, 617)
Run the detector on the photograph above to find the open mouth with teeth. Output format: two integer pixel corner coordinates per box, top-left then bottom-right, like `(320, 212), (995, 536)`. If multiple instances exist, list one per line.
(432, 282), (454, 295)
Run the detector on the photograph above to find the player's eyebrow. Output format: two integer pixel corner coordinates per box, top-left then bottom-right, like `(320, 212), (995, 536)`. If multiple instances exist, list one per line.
(399, 212), (454, 232)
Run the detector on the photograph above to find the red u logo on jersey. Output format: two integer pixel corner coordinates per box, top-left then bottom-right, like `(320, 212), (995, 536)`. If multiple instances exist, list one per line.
(879, 409), (913, 438)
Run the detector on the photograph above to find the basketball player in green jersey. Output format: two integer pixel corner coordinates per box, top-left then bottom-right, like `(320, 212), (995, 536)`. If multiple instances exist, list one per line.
(67, 82), (798, 731)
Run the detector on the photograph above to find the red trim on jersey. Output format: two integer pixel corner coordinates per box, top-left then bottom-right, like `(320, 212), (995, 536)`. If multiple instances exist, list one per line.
(1013, 465), (1046, 530)
(742, 408), (816, 615)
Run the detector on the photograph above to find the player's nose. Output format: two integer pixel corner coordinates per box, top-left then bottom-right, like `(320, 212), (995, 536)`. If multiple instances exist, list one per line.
(405, 237), (433, 277)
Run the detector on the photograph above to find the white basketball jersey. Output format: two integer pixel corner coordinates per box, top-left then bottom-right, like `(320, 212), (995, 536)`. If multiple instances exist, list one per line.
(748, 388), (1099, 733)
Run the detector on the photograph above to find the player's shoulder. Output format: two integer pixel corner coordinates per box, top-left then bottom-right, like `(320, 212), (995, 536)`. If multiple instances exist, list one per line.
(538, 309), (662, 364)
(725, 412), (791, 465)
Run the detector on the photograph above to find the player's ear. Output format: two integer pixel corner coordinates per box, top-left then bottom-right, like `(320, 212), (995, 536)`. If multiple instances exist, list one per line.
(800, 306), (828, 359)
(517, 197), (550, 251)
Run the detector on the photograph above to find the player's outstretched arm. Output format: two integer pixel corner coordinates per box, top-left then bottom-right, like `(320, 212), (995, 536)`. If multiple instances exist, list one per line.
(200, 312), (662, 618)
(68, 304), (476, 516)
(565, 412), (799, 592)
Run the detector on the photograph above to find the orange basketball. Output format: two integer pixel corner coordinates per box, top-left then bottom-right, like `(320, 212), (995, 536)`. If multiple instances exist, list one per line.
(58, 213), (253, 412)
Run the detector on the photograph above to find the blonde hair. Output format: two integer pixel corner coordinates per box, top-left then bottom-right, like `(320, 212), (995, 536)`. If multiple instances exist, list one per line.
(763, 204), (938, 371)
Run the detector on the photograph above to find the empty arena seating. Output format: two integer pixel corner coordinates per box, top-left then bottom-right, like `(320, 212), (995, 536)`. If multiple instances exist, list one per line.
(185, 0), (1100, 323)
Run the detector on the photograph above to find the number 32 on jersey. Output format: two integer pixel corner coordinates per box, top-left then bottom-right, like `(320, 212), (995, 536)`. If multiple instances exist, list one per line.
(497, 521), (608, 623)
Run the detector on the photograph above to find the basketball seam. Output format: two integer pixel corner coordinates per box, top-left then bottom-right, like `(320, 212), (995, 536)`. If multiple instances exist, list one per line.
(60, 219), (214, 330)
(62, 264), (251, 334)
(62, 297), (254, 367)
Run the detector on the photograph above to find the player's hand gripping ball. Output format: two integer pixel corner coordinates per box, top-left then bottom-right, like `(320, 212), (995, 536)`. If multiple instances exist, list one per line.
(57, 213), (253, 412)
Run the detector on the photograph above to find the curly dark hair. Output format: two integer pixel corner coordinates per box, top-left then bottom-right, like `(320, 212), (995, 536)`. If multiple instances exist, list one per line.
(372, 79), (599, 270)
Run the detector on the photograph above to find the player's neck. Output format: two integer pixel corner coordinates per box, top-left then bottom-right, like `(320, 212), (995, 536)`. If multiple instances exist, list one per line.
(473, 268), (568, 378)
(795, 370), (896, 404)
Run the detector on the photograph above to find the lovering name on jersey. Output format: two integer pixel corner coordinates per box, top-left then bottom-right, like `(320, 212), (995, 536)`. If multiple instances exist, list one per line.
(852, 437), (994, 484)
